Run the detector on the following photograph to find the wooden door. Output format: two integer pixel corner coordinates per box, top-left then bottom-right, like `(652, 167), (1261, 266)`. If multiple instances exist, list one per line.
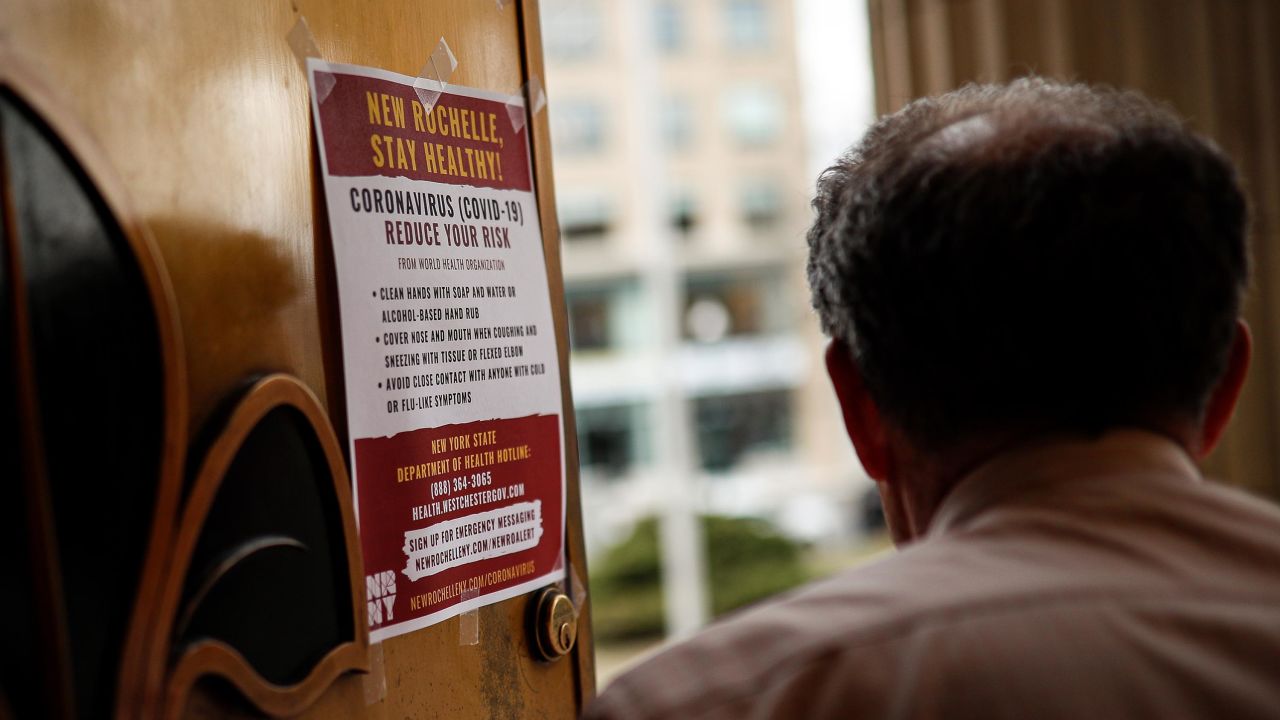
(0, 1), (593, 717)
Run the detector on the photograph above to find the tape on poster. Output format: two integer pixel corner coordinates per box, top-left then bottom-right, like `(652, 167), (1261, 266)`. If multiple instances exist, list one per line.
(506, 74), (547, 133)
(459, 586), (482, 646)
(568, 562), (588, 614)
(362, 643), (387, 705)
(414, 37), (459, 113)
(286, 16), (336, 103)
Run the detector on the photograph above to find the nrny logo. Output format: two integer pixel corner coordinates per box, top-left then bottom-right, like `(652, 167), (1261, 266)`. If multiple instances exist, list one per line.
(367, 570), (397, 627)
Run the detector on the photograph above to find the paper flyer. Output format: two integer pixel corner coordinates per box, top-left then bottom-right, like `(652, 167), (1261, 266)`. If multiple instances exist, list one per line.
(307, 59), (565, 642)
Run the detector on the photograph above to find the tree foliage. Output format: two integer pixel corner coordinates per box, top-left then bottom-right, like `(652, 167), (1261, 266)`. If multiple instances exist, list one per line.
(590, 515), (810, 641)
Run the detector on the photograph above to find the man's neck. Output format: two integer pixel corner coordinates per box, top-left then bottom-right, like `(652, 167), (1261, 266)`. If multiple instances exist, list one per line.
(884, 422), (1200, 544)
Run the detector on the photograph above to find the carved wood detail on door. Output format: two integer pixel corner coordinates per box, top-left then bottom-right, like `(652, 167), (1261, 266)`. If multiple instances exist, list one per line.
(0, 59), (369, 720)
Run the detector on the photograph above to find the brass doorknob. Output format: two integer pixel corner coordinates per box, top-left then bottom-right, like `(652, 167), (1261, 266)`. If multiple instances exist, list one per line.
(532, 587), (578, 661)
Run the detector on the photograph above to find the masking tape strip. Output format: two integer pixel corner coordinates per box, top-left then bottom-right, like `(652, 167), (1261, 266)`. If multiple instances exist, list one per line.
(362, 643), (387, 705)
(414, 37), (459, 113)
(528, 74), (547, 116)
(506, 74), (547, 133)
(286, 16), (336, 104)
(458, 586), (481, 646)
(568, 562), (588, 612)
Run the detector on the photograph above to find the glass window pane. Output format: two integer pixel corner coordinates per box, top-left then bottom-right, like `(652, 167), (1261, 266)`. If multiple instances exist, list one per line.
(558, 191), (614, 241)
(725, 0), (770, 50)
(694, 390), (793, 471)
(669, 189), (697, 236)
(654, 0), (684, 53)
(684, 269), (787, 340)
(551, 99), (607, 155)
(543, 0), (602, 59)
(567, 288), (613, 350)
(577, 403), (651, 478)
(739, 179), (783, 229)
(722, 85), (782, 147)
(660, 96), (693, 149)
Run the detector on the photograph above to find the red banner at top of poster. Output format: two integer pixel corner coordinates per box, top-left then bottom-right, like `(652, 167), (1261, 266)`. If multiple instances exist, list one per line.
(316, 71), (532, 192)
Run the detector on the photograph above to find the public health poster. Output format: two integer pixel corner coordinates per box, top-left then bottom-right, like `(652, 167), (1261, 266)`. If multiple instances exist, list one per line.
(307, 60), (565, 642)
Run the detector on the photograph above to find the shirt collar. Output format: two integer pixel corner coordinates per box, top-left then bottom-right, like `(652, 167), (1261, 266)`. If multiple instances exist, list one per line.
(927, 428), (1203, 537)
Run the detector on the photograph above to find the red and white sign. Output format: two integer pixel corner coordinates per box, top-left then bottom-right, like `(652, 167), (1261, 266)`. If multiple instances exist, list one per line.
(307, 60), (565, 642)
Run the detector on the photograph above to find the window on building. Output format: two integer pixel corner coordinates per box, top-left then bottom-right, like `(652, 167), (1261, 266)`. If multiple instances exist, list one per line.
(739, 180), (783, 229)
(542, 0), (602, 60)
(660, 95), (694, 150)
(551, 99), (606, 155)
(722, 85), (783, 148)
(684, 296), (731, 343)
(654, 0), (684, 53)
(669, 189), (697, 237)
(568, 278), (644, 351)
(694, 390), (793, 471)
(566, 287), (614, 351)
(577, 403), (651, 478)
(725, 0), (769, 50)
(558, 192), (614, 241)
(683, 269), (785, 340)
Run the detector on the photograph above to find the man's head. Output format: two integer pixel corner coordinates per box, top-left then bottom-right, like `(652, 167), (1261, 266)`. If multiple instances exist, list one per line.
(808, 79), (1251, 535)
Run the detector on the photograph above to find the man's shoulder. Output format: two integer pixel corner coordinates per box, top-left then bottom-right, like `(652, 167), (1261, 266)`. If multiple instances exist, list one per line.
(586, 478), (1280, 720)
(585, 541), (1008, 719)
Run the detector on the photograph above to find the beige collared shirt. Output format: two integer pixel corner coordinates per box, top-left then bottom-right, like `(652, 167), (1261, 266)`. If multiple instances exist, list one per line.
(586, 430), (1280, 719)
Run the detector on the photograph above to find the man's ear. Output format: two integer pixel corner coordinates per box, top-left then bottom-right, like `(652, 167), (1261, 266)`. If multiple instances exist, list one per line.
(825, 341), (891, 481)
(1198, 319), (1252, 458)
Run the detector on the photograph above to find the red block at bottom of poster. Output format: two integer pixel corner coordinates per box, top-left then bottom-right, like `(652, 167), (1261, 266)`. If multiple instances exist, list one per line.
(353, 414), (563, 641)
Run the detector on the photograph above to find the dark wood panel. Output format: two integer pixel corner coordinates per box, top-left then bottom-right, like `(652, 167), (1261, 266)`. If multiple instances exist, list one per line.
(0, 80), (74, 720)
